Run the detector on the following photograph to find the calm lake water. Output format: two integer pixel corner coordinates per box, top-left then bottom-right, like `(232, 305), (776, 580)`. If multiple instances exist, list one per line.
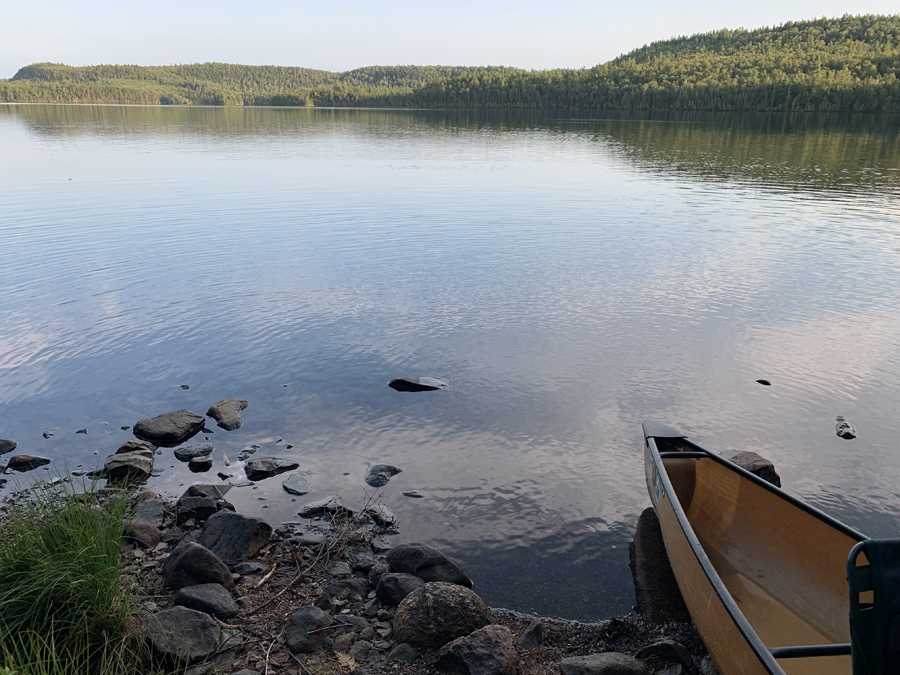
(1, 104), (900, 620)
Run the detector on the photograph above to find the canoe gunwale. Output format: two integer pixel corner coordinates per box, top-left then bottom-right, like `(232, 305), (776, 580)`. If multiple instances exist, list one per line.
(644, 432), (866, 675)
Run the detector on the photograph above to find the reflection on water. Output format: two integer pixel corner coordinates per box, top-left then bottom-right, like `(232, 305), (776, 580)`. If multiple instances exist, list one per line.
(1, 105), (899, 619)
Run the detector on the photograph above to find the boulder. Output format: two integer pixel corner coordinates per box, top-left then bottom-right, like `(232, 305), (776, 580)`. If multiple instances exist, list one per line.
(728, 451), (781, 488)
(376, 573), (426, 606)
(436, 625), (520, 675)
(559, 653), (649, 675)
(517, 619), (542, 650)
(364, 463), (402, 487)
(7, 455), (51, 472)
(285, 606), (333, 653)
(206, 399), (249, 431)
(189, 457), (213, 473)
(116, 439), (157, 455)
(175, 442), (215, 462)
(388, 377), (447, 392)
(634, 641), (697, 675)
(393, 582), (490, 649)
(0, 439), (18, 456)
(386, 543), (472, 588)
(200, 511), (272, 561)
(148, 606), (221, 665)
(629, 508), (690, 624)
(104, 451), (152, 484)
(133, 410), (205, 446)
(127, 522), (162, 548)
(282, 473), (310, 496)
(245, 457), (299, 481)
(174, 583), (239, 619)
(163, 542), (234, 590)
(835, 415), (857, 440)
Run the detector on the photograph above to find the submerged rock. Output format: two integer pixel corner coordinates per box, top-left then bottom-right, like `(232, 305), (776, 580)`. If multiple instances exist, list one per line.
(42, 428), (57, 439)
(237, 444), (260, 461)
(245, 456), (299, 481)
(134, 410), (205, 446)
(0, 440), (18, 455)
(174, 442), (215, 462)
(282, 472), (310, 496)
(388, 377), (448, 392)
(206, 398), (249, 431)
(189, 456), (213, 472)
(365, 462), (402, 487)
(835, 415), (857, 440)
(7, 454), (51, 472)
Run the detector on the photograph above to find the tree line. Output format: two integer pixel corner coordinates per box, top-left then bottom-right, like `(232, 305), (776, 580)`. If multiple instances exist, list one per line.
(2, 14), (898, 112)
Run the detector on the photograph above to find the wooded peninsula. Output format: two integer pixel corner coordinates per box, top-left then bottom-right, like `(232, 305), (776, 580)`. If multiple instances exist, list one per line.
(2, 14), (898, 112)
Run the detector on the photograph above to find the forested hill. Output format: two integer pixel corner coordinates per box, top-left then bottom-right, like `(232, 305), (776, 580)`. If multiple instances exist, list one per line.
(2, 14), (899, 111)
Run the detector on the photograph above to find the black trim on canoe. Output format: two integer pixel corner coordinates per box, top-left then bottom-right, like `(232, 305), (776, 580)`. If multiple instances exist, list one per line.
(770, 644), (852, 659)
(643, 425), (867, 675)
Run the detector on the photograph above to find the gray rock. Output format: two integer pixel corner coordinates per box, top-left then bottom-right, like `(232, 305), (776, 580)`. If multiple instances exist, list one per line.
(388, 377), (447, 392)
(245, 456), (299, 481)
(236, 444), (260, 461)
(176, 496), (220, 525)
(148, 606), (221, 664)
(369, 560), (391, 586)
(104, 451), (152, 484)
(727, 451), (781, 488)
(835, 415), (857, 440)
(386, 543), (472, 588)
(0, 439), (18, 456)
(389, 643), (419, 663)
(230, 671), (261, 675)
(233, 561), (270, 575)
(403, 491), (424, 498)
(206, 399), (249, 431)
(285, 606), (333, 653)
(298, 495), (348, 518)
(436, 625), (520, 675)
(42, 428), (57, 439)
(134, 409), (206, 446)
(393, 582), (490, 649)
(282, 472), (310, 496)
(183, 484), (232, 500)
(700, 657), (719, 675)
(333, 632), (358, 653)
(364, 463), (402, 488)
(116, 439), (158, 455)
(517, 619), (542, 650)
(163, 542), (234, 590)
(189, 457), (213, 473)
(629, 508), (690, 624)
(127, 522), (162, 548)
(200, 511), (272, 561)
(559, 653), (649, 675)
(634, 641), (696, 675)
(174, 583), (239, 619)
(365, 505), (396, 527)
(376, 573), (426, 606)
(7, 455), (51, 472)
(350, 640), (372, 661)
(334, 615), (369, 633)
(175, 442), (215, 462)
(327, 561), (352, 578)
(315, 579), (370, 609)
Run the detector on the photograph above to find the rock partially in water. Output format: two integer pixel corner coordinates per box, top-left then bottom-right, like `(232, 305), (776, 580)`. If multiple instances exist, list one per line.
(183, 484), (232, 500)
(298, 495), (349, 518)
(148, 606), (221, 665)
(180, 384), (190, 390)
(245, 456), (299, 481)
(394, 582), (490, 649)
(403, 490), (424, 498)
(116, 439), (158, 455)
(388, 377), (448, 392)
(42, 428), (57, 439)
(835, 415), (857, 440)
(0, 440), (18, 456)
(76, 428), (87, 435)
(629, 507), (690, 625)
(237, 444), (260, 461)
(756, 379), (772, 386)
(365, 504), (396, 527)
(174, 442), (215, 462)
(365, 462), (402, 487)
(189, 456), (213, 473)
(726, 451), (781, 488)
(436, 624), (520, 675)
(282, 472), (310, 496)
(386, 543), (472, 588)
(134, 410), (205, 446)
(104, 444), (153, 485)
(206, 398), (249, 431)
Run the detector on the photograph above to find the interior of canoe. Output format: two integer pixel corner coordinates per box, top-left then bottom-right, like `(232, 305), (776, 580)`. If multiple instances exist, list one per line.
(658, 439), (860, 675)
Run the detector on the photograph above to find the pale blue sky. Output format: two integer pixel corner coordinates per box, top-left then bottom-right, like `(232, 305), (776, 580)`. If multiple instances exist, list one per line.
(2, 0), (898, 78)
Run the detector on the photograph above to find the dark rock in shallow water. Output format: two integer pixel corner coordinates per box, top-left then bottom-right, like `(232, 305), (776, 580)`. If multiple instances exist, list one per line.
(189, 456), (213, 472)
(7, 454), (51, 472)
(104, 446), (153, 485)
(180, 384), (190, 390)
(237, 444), (260, 461)
(629, 507), (691, 625)
(286, 606), (333, 653)
(174, 583), (239, 619)
(388, 377), (447, 392)
(148, 606), (221, 664)
(76, 428), (87, 435)
(835, 415), (857, 439)
(174, 442), (215, 462)
(394, 582), (489, 649)
(365, 462), (402, 487)
(437, 624), (520, 675)
(206, 398), (249, 431)
(560, 653), (649, 675)
(199, 510), (272, 561)
(282, 472), (310, 496)
(163, 542), (234, 590)
(365, 504), (396, 527)
(183, 484), (232, 500)
(756, 379), (771, 386)
(403, 490), (424, 498)
(42, 428), (57, 439)
(386, 543), (472, 588)
(116, 439), (157, 455)
(245, 456), (299, 481)
(727, 451), (781, 487)
(134, 409), (205, 446)
(298, 495), (349, 518)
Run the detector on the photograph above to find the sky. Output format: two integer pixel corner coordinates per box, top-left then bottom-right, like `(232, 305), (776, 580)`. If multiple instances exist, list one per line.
(2, 0), (899, 78)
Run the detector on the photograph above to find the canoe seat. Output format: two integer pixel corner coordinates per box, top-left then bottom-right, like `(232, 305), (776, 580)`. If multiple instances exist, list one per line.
(848, 539), (900, 675)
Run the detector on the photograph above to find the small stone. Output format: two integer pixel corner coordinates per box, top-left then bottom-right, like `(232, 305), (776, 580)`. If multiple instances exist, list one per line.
(176, 496), (220, 524)
(298, 495), (347, 518)
(559, 653), (649, 675)
(245, 457), (299, 481)
(700, 657), (720, 675)
(7, 455), (51, 472)
(835, 415), (857, 440)
(234, 561), (270, 575)
(180, 384), (190, 389)
(364, 463), (402, 488)
(174, 583), (239, 619)
(402, 491), (424, 498)
(333, 632), (357, 653)
(175, 442), (215, 462)
(517, 618), (542, 649)
(634, 641), (696, 675)
(350, 640), (372, 661)
(237, 444), (260, 461)
(121, 426), (130, 430)
(285, 606), (332, 653)
(327, 561), (353, 578)
(42, 428), (57, 439)
(756, 379), (771, 386)
(388, 377), (447, 392)
(206, 399), (249, 431)
(189, 456), (213, 472)
(76, 429), (87, 435)
(282, 473), (310, 496)
(365, 504), (395, 527)
(388, 643), (419, 663)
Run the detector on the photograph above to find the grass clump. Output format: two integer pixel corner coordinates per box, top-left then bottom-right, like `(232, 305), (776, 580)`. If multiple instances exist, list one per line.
(0, 479), (147, 674)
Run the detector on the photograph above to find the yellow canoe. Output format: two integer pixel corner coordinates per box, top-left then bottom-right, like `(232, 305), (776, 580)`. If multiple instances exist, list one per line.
(642, 422), (864, 675)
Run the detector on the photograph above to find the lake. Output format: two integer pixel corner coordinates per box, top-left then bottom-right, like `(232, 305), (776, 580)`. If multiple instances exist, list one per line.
(1, 104), (899, 620)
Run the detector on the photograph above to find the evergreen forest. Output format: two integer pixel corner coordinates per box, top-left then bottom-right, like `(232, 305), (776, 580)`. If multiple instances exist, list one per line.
(2, 14), (899, 112)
